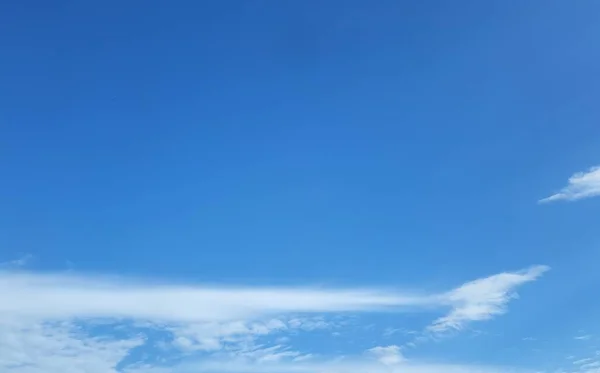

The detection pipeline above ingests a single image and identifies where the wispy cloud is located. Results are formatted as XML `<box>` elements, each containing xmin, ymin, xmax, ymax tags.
<box><xmin>366</xmin><ymin>345</ymin><xmax>405</xmax><ymax>365</ymax></box>
<box><xmin>574</xmin><ymin>358</ymin><xmax>594</xmax><ymax>365</ymax></box>
<box><xmin>570</xmin><ymin>352</ymin><xmax>600</xmax><ymax>373</ymax></box>
<box><xmin>0</xmin><ymin>318</ymin><xmax>144</xmax><ymax>373</ymax></box>
<box><xmin>0</xmin><ymin>254</ymin><xmax>33</xmax><ymax>269</ymax></box>
<box><xmin>0</xmin><ymin>266</ymin><xmax>548</xmax><ymax>372</ymax></box>
<box><xmin>427</xmin><ymin>265</ymin><xmax>549</xmax><ymax>335</ymax></box>
<box><xmin>540</xmin><ymin>166</ymin><xmax>600</xmax><ymax>203</ymax></box>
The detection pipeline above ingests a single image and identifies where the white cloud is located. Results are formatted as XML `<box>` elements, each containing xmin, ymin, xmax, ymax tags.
<box><xmin>427</xmin><ymin>265</ymin><xmax>549</xmax><ymax>334</ymax></box>
<box><xmin>366</xmin><ymin>345</ymin><xmax>405</xmax><ymax>365</ymax></box>
<box><xmin>570</xmin><ymin>352</ymin><xmax>600</xmax><ymax>373</ymax></box>
<box><xmin>574</xmin><ymin>359</ymin><xmax>595</xmax><ymax>365</ymax></box>
<box><xmin>0</xmin><ymin>271</ymin><xmax>431</xmax><ymax>322</ymax></box>
<box><xmin>0</xmin><ymin>266</ymin><xmax>548</xmax><ymax>372</ymax></box>
<box><xmin>540</xmin><ymin>166</ymin><xmax>600</xmax><ymax>203</ymax></box>
<box><xmin>580</xmin><ymin>362</ymin><xmax>600</xmax><ymax>371</ymax></box>
<box><xmin>0</xmin><ymin>317</ymin><xmax>143</xmax><ymax>373</ymax></box>
<box><xmin>0</xmin><ymin>254</ymin><xmax>33</xmax><ymax>269</ymax></box>
<box><xmin>166</xmin><ymin>318</ymin><xmax>290</xmax><ymax>353</ymax></box>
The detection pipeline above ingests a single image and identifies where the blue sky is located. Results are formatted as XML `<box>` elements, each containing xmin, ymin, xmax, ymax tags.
<box><xmin>1</xmin><ymin>1</ymin><xmax>600</xmax><ymax>372</ymax></box>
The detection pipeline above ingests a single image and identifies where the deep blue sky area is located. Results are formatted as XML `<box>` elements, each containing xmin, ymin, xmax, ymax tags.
<box><xmin>1</xmin><ymin>0</ymin><xmax>599</xmax><ymax>288</ymax></box>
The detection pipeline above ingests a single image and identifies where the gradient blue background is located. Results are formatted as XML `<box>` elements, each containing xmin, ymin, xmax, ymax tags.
<box><xmin>1</xmin><ymin>1</ymin><xmax>599</xmax><ymax>367</ymax></box>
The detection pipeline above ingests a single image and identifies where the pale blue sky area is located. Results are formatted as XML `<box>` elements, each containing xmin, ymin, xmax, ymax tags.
<box><xmin>1</xmin><ymin>1</ymin><xmax>599</xmax><ymax>373</ymax></box>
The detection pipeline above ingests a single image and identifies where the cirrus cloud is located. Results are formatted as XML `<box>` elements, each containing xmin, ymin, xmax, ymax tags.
<box><xmin>540</xmin><ymin>166</ymin><xmax>600</xmax><ymax>203</ymax></box>
<box><xmin>0</xmin><ymin>266</ymin><xmax>548</xmax><ymax>373</ymax></box>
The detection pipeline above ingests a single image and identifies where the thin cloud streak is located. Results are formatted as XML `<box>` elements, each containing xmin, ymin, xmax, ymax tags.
<box><xmin>0</xmin><ymin>271</ymin><xmax>434</xmax><ymax>322</ymax></box>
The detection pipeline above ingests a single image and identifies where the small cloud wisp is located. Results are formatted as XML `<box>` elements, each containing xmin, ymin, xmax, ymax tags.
<box><xmin>540</xmin><ymin>166</ymin><xmax>600</xmax><ymax>203</ymax></box>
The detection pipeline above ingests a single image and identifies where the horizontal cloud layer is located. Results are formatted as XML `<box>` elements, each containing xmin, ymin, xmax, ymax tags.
<box><xmin>0</xmin><ymin>265</ymin><xmax>548</xmax><ymax>373</ymax></box>
<box><xmin>0</xmin><ymin>266</ymin><xmax>548</xmax><ymax>323</ymax></box>
<box><xmin>0</xmin><ymin>271</ymin><xmax>431</xmax><ymax>321</ymax></box>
